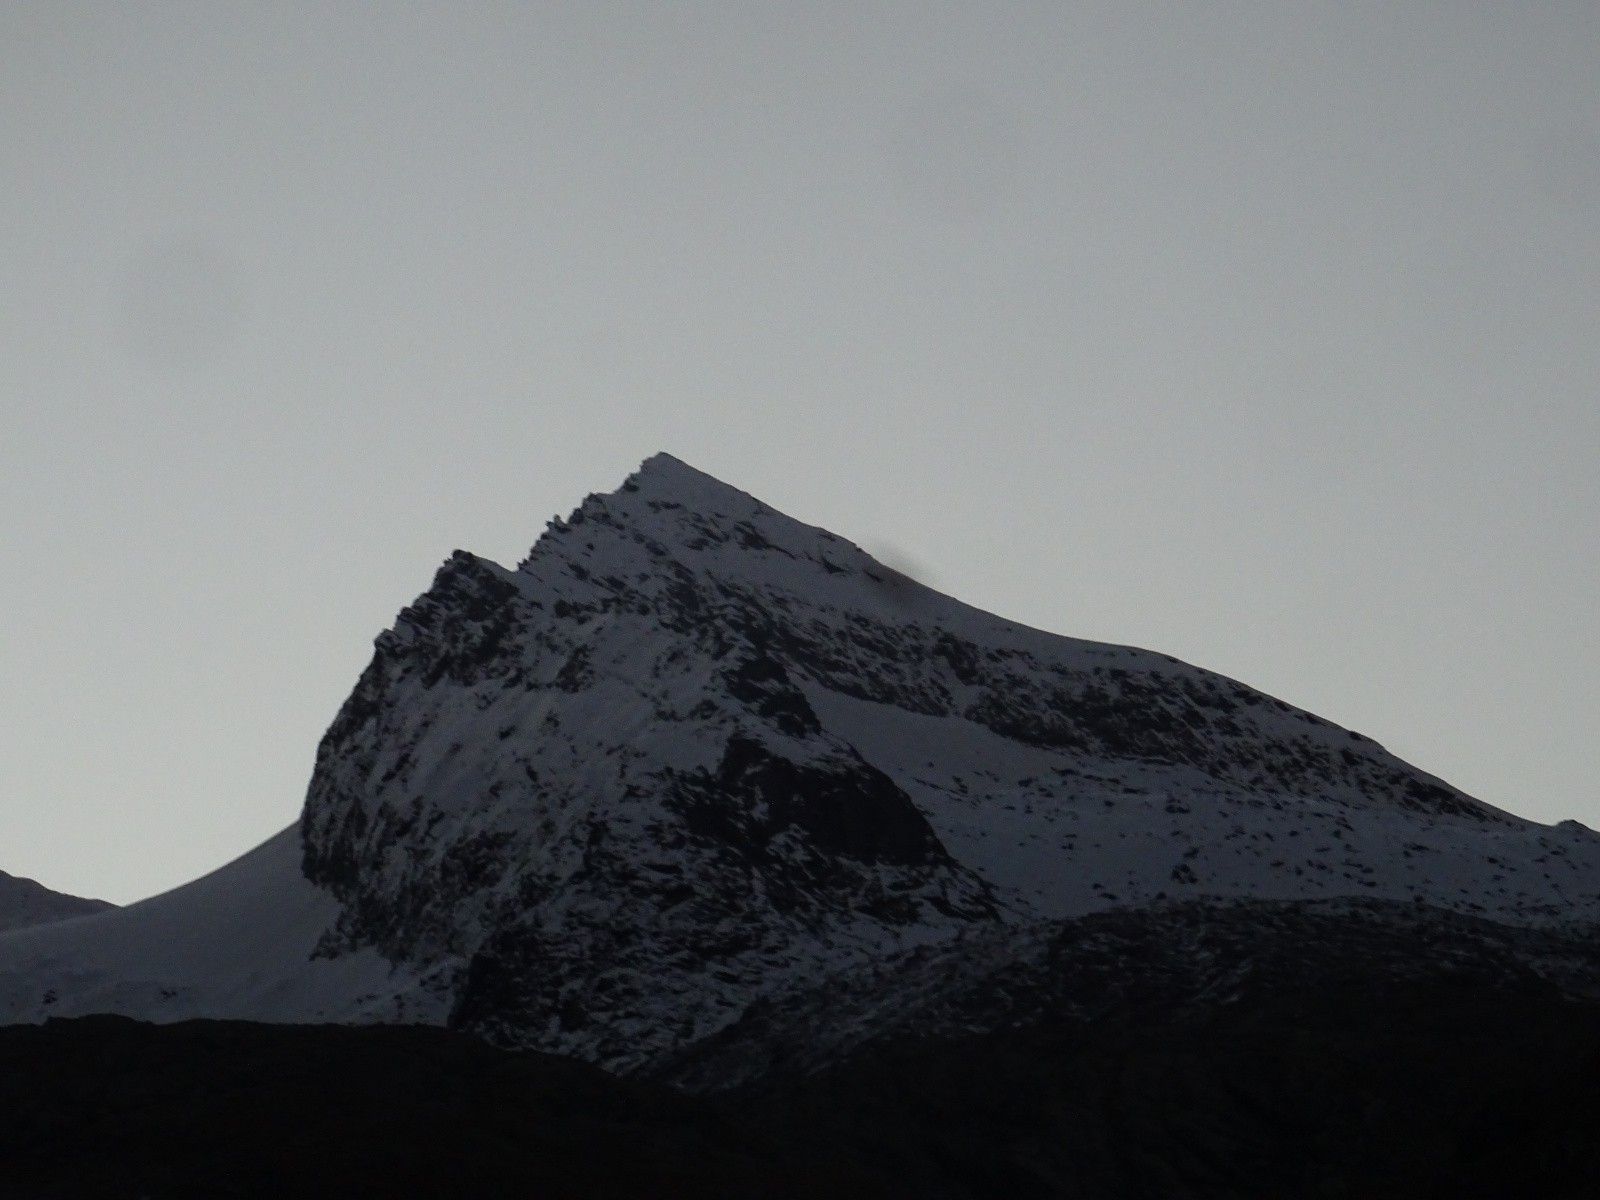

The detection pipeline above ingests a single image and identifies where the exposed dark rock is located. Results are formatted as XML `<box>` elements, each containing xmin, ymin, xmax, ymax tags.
<box><xmin>670</xmin><ymin>735</ymin><xmax>951</xmax><ymax>870</ymax></box>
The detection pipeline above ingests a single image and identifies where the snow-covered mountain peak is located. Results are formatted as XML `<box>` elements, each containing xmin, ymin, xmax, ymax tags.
<box><xmin>514</xmin><ymin>450</ymin><xmax>885</xmax><ymax>612</ymax></box>
<box><xmin>286</xmin><ymin>454</ymin><xmax>1600</xmax><ymax>1072</ymax></box>
<box><xmin>619</xmin><ymin>450</ymin><xmax>761</xmax><ymax>514</ymax></box>
<box><xmin>544</xmin><ymin>450</ymin><xmax>785</xmax><ymax>550</ymax></box>
<box><xmin>9</xmin><ymin>455</ymin><xmax>1600</xmax><ymax>1080</ymax></box>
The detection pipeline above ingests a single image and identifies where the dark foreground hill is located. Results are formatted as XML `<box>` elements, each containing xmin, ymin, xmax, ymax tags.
<box><xmin>8</xmin><ymin>905</ymin><xmax>1600</xmax><ymax>1200</ymax></box>
<box><xmin>0</xmin><ymin>1016</ymin><xmax>901</xmax><ymax>1200</ymax></box>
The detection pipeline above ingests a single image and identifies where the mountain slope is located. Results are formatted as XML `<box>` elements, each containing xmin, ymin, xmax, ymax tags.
<box><xmin>0</xmin><ymin>872</ymin><xmax>112</xmax><ymax>934</ymax></box>
<box><xmin>0</xmin><ymin>829</ymin><xmax>444</xmax><ymax>1026</ymax></box>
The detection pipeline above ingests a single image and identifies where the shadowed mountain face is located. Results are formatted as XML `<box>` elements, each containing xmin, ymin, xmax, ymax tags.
<box><xmin>741</xmin><ymin>961</ymin><xmax>1600</xmax><ymax>1200</ymax></box>
<box><xmin>0</xmin><ymin>872</ymin><xmax>111</xmax><ymax>934</ymax></box>
<box><xmin>650</xmin><ymin>896</ymin><xmax>1600</xmax><ymax>1093</ymax></box>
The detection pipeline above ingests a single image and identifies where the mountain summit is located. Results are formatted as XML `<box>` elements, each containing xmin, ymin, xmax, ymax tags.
<box><xmin>4</xmin><ymin>454</ymin><xmax>1600</xmax><ymax>1079</ymax></box>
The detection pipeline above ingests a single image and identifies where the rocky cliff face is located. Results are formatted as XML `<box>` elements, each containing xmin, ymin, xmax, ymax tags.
<box><xmin>297</xmin><ymin>454</ymin><xmax>1600</xmax><ymax>1074</ymax></box>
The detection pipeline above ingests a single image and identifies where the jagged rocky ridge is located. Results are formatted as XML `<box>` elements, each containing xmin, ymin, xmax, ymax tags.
<box><xmin>290</xmin><ymin>453</ymin><xmax>1600</xmax><ymax>1075</ymax></box>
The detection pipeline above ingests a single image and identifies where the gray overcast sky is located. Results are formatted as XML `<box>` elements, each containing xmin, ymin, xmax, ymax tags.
<box><xmin>4</xmin><ymin>3</ymin><xmax>1597</xmax><ymax>904</ymax></box>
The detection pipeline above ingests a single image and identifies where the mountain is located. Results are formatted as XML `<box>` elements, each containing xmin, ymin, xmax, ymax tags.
<box><xmin>3</xmin><ymin>452</ymin><xmax>1600</xmax><ymax>1086</ymax></box>
<box><xmin>297</xmin><ymin>452</ymin><xmax>1600</xmax><ymax>1073</ymax></box>
<box><xmin>0</xmin><ymin>872</ymin><xmax>111</xmax><ymax>934</ymax></box>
